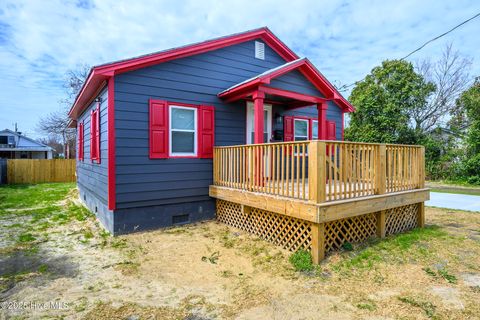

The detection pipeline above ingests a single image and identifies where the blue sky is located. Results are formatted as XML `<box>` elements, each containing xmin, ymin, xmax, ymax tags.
<box><xmin>0</xmin><ymin>0</ymin><xmax>479</xmax><ymax>139</ymax></box>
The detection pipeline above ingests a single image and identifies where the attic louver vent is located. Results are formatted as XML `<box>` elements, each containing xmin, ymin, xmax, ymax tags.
<box><xmin>255</xmin><ymin>41</ymin><xmax>265</xmax><ymax>60</ymax></box>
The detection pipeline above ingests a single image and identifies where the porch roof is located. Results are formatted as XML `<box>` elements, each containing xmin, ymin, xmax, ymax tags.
<box><xmin>218</xmin><ymin>58</ymin><xmax>355</xmax><ymax>112</ymax></box>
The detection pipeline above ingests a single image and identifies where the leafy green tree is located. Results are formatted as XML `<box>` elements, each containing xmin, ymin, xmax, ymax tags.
<box><xmin>345</xmin><ymin>60</ymin><xmax>435</xmax><ymax>144</ymax></box>
<box><xmin>457</xmin><ymin>80</ymin><xmax>480</xmax><ymax>184</ymax></box>
<box><xmin>420</xmin><ymin>128</ymin><xmax>459</xmax><ymax>180</ymax></box>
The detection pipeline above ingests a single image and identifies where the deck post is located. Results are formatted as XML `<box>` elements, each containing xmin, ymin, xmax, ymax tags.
<box><xmin>376</xmin><ymin>210</ymin><xmax>386</xmax><ymax>238</ymax></box>
<box><xmin>418</xmin><ymin>202</ymin><xmax>425</xmax><ymax>228</ymax></box>
<box><xmin>253</xmin><ymin>91</ymin><xmax>265</xmax><ymax>144</ymax></box>
<box><xmin>375</xmin><ymin>144</ymin><xmax>386</xmax><ymax>195</ymax></box>
<box><xmin>418</xmin><ymin>146</ymin><xmax>425</xmax><ymax>188</ymax></box>
<box><xmin>417</xmin><ymin>147</ymin><xmax>426</xmax><ymax>229</ymax></box>
<box><xmin>311</xmin><ymin>222</ymin><xmax>326</xmax><ymax>264</ymax></box>
<box><xmin>308</xmin><ymin>140</ymin><xmax>326</xmax><ymax>203</ymax></box>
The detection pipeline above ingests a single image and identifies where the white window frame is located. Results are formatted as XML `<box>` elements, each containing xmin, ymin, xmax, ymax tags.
<box><xmin>294</xmin><ymin>119</ymin><xmax>309</xmax><ymax>141</ymax></box>
<box><xmin>312</xmin><ymin>120</ymin><xmax>318</xmax><ymax>140</ymax></box>
<box><xmin>169</xmin><ymin>105</ymin><xmax>197</xmax><ymax>157</ymax></box>
<box><xmin>246</xmin><ymin>102</ymin><xmax>272</xmax><ymax>144</ymax></box>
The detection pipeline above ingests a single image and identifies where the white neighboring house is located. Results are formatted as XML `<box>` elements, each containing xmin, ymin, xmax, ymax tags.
<box><xmin>0</xmin><ymin>129</ymin><xmax>53</xmax><ymax>159</ymax></box>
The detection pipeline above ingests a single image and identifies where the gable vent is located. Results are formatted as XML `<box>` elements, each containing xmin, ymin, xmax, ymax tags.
<box><xmin>255</xmin><ymin>41</ymin><xmax>265</xmax><ymax>60</ymax></box>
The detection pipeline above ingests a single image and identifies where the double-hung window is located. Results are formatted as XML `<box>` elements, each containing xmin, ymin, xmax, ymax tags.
<box><xmin>149</xmin><ymin>99</ymin><xmax>215</xmax><ymax>159</ymax></box>
<box><xmin>294</xmin><ymin>119</ymin><xmax>309</xmax><ymax>141</ymax></box>
<box><xmin>285</xmin><ymin>117</ymin><xmax>335</xmax><ymax>141</ymax></box>
<box><xmin>169</xmin><ymin>106</ymin><xmax>197</xmax><ymax>156</ymax></box>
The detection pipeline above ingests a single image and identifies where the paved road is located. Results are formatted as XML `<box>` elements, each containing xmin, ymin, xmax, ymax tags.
<box><xmin>426</xmin><ymin>192</ymin><xmax>480</xmax><ymax>212</ymax></box>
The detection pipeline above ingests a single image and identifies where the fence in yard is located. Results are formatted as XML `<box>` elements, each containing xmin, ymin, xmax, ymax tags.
<box><xmin>5</xmin><ymin>159</ymin><xmax>76</xmax><ymax>184</ymax></box>
<box><xmin>0</xmin><ymin>159</ymin><xmax>6</xmax><ymax>184</ymax></box>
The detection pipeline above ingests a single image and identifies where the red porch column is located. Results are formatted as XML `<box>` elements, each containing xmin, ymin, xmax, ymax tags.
<box><xmin>317</xmin><ymin>102</ymin><xmax>328</xmax><ymax>140</ymax></box>
<box><xmin>253</xmin><ymin>91</ymin><xmax>265</xmax><ymax>144</ymax></box>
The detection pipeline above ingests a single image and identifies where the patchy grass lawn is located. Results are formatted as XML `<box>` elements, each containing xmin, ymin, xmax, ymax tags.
<box><xmin>1</xmin><ymin>183</ymin><xmax>479</xmax><ymax>319</ymax></box>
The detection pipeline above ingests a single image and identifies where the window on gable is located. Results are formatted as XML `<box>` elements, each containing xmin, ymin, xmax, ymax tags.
<box><xmin>294</xmin><ymin>119</ymin><xmax>309</xmax><ymax>141</ymax></box>
<box><xmin>170</xmin><ymin>106</ymin><xmax>197</xmax><ymax>156</ymax></box>
<box><xmin>255</xmin><ymin>41</ymin><xmax>265</xmax><ymax>60</ymax></box>
<box><xmin>149</xmin><ymin>100</ymin><xmax>215</xmax><ymax>159</ymax></box>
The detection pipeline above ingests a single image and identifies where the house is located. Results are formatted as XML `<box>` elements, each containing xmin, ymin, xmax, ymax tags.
<box><xmin>68</xmin><ymin>27</ymin><xmax>353</xmax><ymax>233</ymax></box>
<box><xmin>0</xmin><ymin>129</ymin><xmax>53</xmax><ymax>159</ymax></box>
<box><xmin>68</xmin><ymin>27</ymin><xmax>428</xmax><ymax>261</ymax></box>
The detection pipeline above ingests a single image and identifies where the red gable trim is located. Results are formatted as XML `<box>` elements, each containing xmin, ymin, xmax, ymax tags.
<box><xmin>218</xmin><ymin>58</ymin><xmax>355</xmax><ymax>112</ymax></box>
<box><xmin>301</xmin><ymin>59</ymin><xmax>355</xmax><ymax>113</ymax></box>
<box><xmin>69</xmin><ymin>27</ymin><xmax>298</xmax><ymax>120</ymax></box>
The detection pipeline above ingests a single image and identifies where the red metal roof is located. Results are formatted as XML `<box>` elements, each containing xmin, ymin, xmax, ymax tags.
<box><xmin>68</xmin><ymin>27</ymin><xmax>299</xmax><ymax>119</ymax></box>
<box><xmin>218</xmin><ymin>58</ymin><xmax>355</xmax><ymax>112</ymax></box>
<box><xmin>68</xmin><ymin>27</ymin><xmax>354</xmax><ymax>118</ymax></box>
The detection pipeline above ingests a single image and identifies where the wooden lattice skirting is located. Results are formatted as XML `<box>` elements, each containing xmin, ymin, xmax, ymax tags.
<box><xmin>216</xmin><ymin>200</ymin><xmax>424</xmax><ymax>262</ymax></box>
<box><xmin>216</xmin><ymin>200</ymin><xmax>312</xmax><ymax>252</ymax></box>
<box><xmin>385</xmin><ymin>203</ymin><xmax>419</xmax><ymax>235</ymax></box>
<box><xmin>324</xmin><ymin>212</ymin><xmax>377</xmax><ymax>253</ymax></box>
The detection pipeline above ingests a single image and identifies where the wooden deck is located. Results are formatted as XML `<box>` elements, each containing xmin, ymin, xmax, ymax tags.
<box><xmin>219</xmin><ymin>179</ymin><xmax>423</xmax><ymax>201</ymax></box>
<box><xmin>210</xmin><ymin>140</ymin><xmax>429</xmax><ymax>263</ymax></box>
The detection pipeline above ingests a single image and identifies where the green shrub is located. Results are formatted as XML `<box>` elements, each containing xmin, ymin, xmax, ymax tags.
<box><xmin>18</xmin><ymin>233</ymin><xmax>36</xmax><ymax>243</ymax></box>
<box><xmin>342</xmin><ymin>242</ymin><xmax>354</xmax><ymax>251</ymax></box>
<box><xmin>289</xmin><ymin>249</ymin><xmax>313</xmax><ymax>272</ymax></box>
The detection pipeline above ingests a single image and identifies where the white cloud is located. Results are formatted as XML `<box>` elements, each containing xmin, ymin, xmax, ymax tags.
<box><xmin>0</xmin><ymin>0</ymin><xmax>478</xmax><ymax>138</ymax></box>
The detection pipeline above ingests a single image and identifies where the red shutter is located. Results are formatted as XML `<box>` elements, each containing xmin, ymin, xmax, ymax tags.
<box><xmin>283</xmin><ymin>116</ymin><xmax>294</xmax><ymax>141</ymax></box>
<box><xmin>95</xmin><ymin>104</ymin><xmax>101</xmax><ymax>164</ymax></box>
<box><xmin>78</xmin><ymin>122</ymin><xmax>84</xmax><ymax>161</ymax></box>
<box><xmin>327</xmin><ymin>121</ymin><xmax>336</xmax><ymax>140</ymax></box>
<box><xmin>149</xmin><ymin>100</ymin><xmax>169</xmax><ymax>159</ymax></box>
<box><xmin>198</xmin><ymin>105</ymin><xmax>215</xmax><ymax>158</ymax></box>
<box><xmin>90</xmin><ymin>103</ymin><xmax>101</xmax><ymax>163</ymax></box>
<box><xmin>90</xmin><ymin>109</ymin><xmax>96</xmax><ymax>161</ymax></box>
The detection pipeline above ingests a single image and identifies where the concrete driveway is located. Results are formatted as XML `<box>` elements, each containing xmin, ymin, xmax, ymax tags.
<box><xmin>427</xmin><ymin>192</ymin><xmax>480</xmax><ymax>212</ymax></box>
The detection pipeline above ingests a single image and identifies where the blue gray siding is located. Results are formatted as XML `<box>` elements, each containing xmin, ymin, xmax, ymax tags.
<box><xmin>269</xmin><ymin>70</ymin><xmax>322</xmax><ymax>97</ymax></box>
<box><xmin>114</xmin><ymin>40</ymin><xmax>287</xmax><ymax>211</ymax></box>
<box><xmin>76</xmin><ymin>87</ymin><xmax>111</xmax><ymax>228</ymax></box>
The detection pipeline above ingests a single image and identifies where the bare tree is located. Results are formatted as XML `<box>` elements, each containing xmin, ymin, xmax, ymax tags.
<box><xmin>38</xmin><ymin>136</ymin><xmax>63</xmax><ymax>158</ymax></box>
<box><xmin>413</xmin><ymin>44</ymin><xmax>472</xmax><ymax>132</ymax></box>
<box><xmin>37</xmin><ymin>64</ymin><xmax>90</xmax><ymax>158</ymax></box>
<box><xmin>61</xmin><ymin>63</ymin><xmax>90</xmax><ymax>107</ymax></box>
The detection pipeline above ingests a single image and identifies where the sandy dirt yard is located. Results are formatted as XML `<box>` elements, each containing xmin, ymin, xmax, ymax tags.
<box><xmin>1</xmin><ymin>184</ymin><xmax>480</xmax><ymax>319</ymax></box>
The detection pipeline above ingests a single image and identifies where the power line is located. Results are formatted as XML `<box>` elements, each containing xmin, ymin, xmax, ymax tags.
<box><xmin>337</xmin><ymin>12</ymin><xmax>480</xmax><ymax>92</ymax></box>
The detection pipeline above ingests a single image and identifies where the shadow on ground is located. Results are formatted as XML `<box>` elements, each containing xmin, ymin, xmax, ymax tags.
<box><xmin>0</xmin><ymin>249</ymin><xmax>78</xmax><ymax>300</ymax></box>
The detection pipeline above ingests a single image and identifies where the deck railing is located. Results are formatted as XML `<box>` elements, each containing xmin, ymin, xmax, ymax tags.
<box><xmin>213</xmin><ymin>140</ymin><xmax>425</xmax><ymax>204</ymax></box>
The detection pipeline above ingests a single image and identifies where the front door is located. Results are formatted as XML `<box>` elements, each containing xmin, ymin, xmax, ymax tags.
<box><xmin>246</xmin><ymin>102</ymin><xmax>272</xmax><ymax>144</ymax></box>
